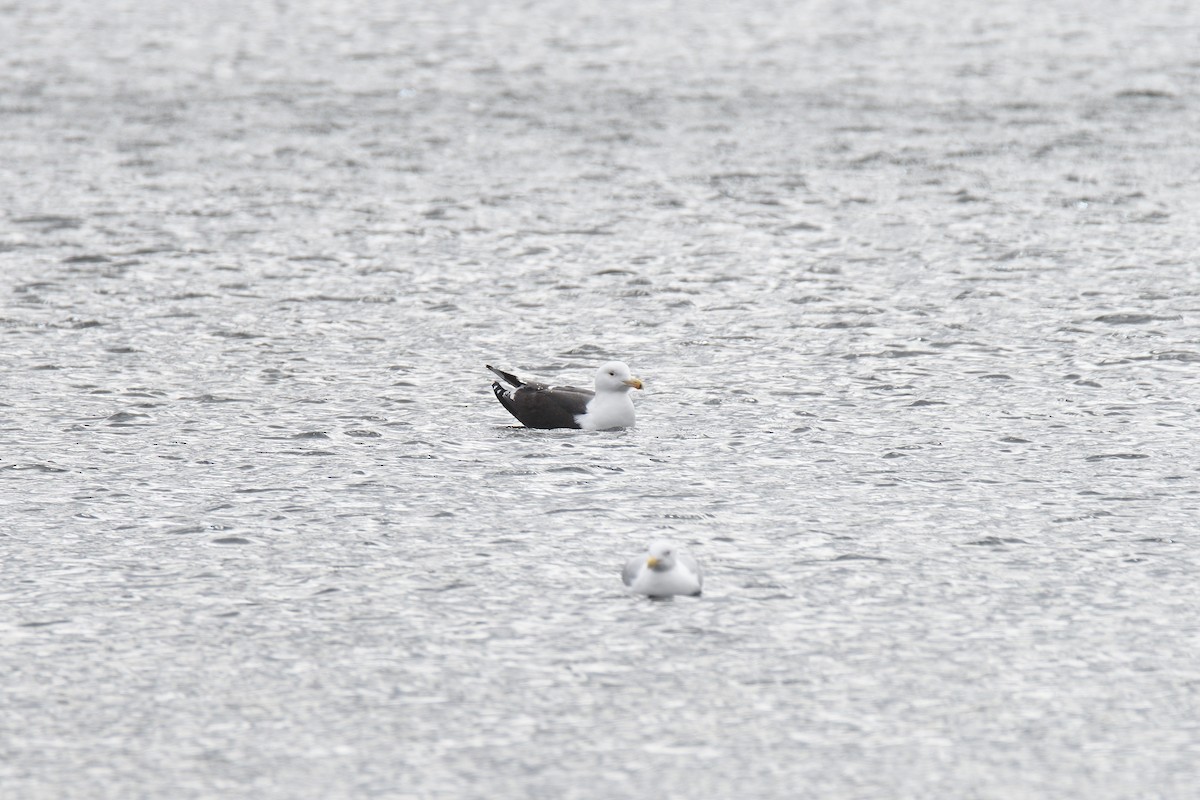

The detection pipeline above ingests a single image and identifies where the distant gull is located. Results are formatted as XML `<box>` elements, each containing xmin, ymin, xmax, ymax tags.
<box><xmin>622</xmin><ymin>541</ymin><xmax>703</xmax><ymax>597</ymax></box>
<box><xmin>487</xmin><ymin>361</ymin><xmax>643</xmax><ymax>430</ymax></box>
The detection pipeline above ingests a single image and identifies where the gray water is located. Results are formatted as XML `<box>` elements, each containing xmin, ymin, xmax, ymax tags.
<box><xmin>3</xmin><ymin>1</ymin><xmax>1200</xmax><ymax>798</ymax></box>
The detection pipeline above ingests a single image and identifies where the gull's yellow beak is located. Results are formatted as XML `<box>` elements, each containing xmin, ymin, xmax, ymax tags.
<box><xmin>646</xmin><ymin>556</ymin><xmax>659</xmax><ymax>568</ymax></box>
<box><xmin>624</xmin><ymin>377</ymin><xmax>643</xmax><ymax>390</ymax></box>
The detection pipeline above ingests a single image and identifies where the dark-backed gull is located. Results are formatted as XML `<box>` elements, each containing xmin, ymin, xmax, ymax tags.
<box><xmin>622</xmin><ymin>541</ymin><xmax>703</xmax><ymax>597</ymax></box>
<box><xmin>487</xmin><ymin>361</ymin><xmax>643</xmax><ymax>430</ymax></box>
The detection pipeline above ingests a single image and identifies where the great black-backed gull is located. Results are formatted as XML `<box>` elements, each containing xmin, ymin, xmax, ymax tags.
<box><xmin>622</xmin><ymin>541</ymin><xmax>703</xmax><ymax>597</ymax></box>
<box><xmin>487</xmin><ymin>361</ymin><xmax>643</xmax><ymax>430</ymax></box>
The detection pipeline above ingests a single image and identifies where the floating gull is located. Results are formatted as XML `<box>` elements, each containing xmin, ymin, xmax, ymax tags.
<box><xmin>487</xmin><ymin>361</ymin><xmax>643</xmax><ymax>430</ymax></box>
<box><xmin>622</xmin><ymin>541</ymin><xmax>703</xmax><ymax>597</ymax></box>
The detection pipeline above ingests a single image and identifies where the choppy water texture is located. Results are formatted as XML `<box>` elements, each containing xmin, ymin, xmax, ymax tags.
<box><xmin>3</xmin><ymin>1</ymin><xmax>1200</xmax><ymax>798</ymax></box>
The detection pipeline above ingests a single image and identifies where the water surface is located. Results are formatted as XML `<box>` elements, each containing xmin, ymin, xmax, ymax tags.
<box><xmin>3</xmin><ymin>1</ymin><xmax>1200</xmax><ymax>797</ymax></box>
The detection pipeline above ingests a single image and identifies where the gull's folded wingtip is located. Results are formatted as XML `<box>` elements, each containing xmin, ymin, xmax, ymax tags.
<box><xmin>487</xmin><ymin>365</ymin><xmax>523</xmax><ymax>387</ymax></box>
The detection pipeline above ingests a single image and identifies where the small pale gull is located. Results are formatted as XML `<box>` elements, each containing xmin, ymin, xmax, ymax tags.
<box><xmin>622</xmin><ymin>540</ymin><xmax>703</xmax><ymax>597</ymax></box>
<box><xmin>487</xmin><ymin>361</ymin><xmax>643</xmax><ymax>430</ymax></box>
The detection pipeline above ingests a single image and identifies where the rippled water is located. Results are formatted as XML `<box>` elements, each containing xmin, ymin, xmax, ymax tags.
<box><xmin>4</xmin><ymin>1</ymin><xmax>1200</xmax><ymax>797</ymax></box>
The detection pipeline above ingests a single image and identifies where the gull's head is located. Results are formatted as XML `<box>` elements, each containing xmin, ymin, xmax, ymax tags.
<box><xmin>595</xmin><ymin>361</ymin><xmax>643</xmax><ymax>393</ymax></box>
<box><xmin>645</xmin><ymin>540</ymin><xmax>678</xmax><ymax>572</ymax></box>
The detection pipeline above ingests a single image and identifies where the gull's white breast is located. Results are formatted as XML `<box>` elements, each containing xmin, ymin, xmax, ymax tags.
<box><xmin>577</xmin><ymin>392</ymin><xmax>636</xmax><ymax>431</ymax></box>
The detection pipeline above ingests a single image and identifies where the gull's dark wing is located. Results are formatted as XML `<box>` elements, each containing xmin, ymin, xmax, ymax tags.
<box><xmin>487</xmin><ymin>365</ymin><xmax>595</xmax><ymax>429</ymax></box>
<box><xmin>492</xmin><ymin>384</ymin><xmax>592</xmax><ymax>429</ymax></box>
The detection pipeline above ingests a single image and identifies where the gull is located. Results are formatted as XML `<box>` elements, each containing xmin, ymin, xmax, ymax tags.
<box><xmin>622</xmin><ymin>541</ymin><xmax>703</xmax><ymax>597</ymax></box>
<box><xmin>487</xmin><ymin>361</ymin><xmax>643</xmax><ymax>430</ymax></box>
